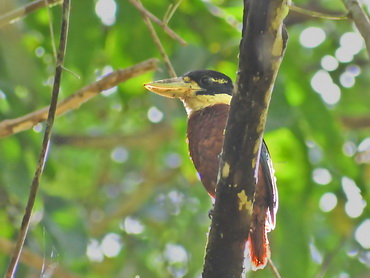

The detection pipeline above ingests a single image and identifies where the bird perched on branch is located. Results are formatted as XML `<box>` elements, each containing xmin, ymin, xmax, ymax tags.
<box><xmin>144</xmin><ymin>70</ymin><xmax>278</xmax><ymax>270</ymax></box>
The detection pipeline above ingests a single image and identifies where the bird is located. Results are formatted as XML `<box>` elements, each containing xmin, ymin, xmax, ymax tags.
<box><xmin>144</xmin><ymin>70</ymin><xmax>278</xmax><ymax>271</ymax></box>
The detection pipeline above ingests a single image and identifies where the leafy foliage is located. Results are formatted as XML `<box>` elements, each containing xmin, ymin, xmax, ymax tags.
<box><xmin>0</xmin><ymin>0</ymin><xmax>369</xmax><ymax>277</ymax></box>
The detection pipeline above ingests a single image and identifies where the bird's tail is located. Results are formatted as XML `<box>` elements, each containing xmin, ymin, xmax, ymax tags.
<box><xmin>247</xmin><ymin>222</ymin><xmax>271</xmax><ymax>271</ymax></box>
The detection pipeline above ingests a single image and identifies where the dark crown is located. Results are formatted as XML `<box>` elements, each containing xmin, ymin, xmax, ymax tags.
<box><xmin>184</xmin><ymin>70</ymin><xmax>234</xmax><ymax>96</ymax></box>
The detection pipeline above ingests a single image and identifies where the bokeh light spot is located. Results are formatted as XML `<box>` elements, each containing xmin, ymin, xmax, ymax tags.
<box><xmin>164</xmin><ymin>243</ymin><xmax>188</xmax><ymax>264</ymax></box>
<box><xmin>321</xmin><ymin>84</ymin><xmax>341</xmax><ymax>105</ymax></box>
<box><xmin>95</xmin><ymin>0</ymin><xmax>117</xmax><ymax>26</ymax></box>
<box><xmin>346</xmin><ymin>65</ymin><xmax>361</xmax><ymax>76</ymax></box>
<box><xmin>340</xmin><ymin>32</ymin><xmax>364</xmax><ymax>55</ymax></box>
<box><xmin>342</xmin><ymin>141</ymin><xmax>357</xmax><ymax>157</ymax></box>
<box><xmin>35</xmin><ymin>47</ymin><xmax>45</xmax><ymax>57</ymax></box>
<box><xmin>111</xmin><ymin>147</ymin><xmax>129</xmax><ymax>163</ymax></box>
<box><xmin>345</xmin><ymin>201</ymin><xmax>366</xmax><ymax>218</ymax></box>
<box><xmin>122</xmin><ymin>216</ymin><xmax>144</xmax><ymax>235</ymax></box>
<box><xmin>321</xmin><ymin>55</ymin><xmax>338</xmax><ymax>71</ymax></box>
<box><xmin>342</xmin><ymin>177</ymin><xmax>366</xmax><ymax>218</ymax></box>
<box><xmin>319</xmin><ymin>192</ymin><xmax>337</xmax><ymax>212</ymax></box>
<box><xmin>165</xmin><ymin>153</ymin><xmax>182</xmax><ymax>168</ymax></box>
<box><xmin>309</xmin><ymin>242</ymin><xmax>323</xmax><ymax>263</ymax></box>
<box><xmin>311</xmin><ymin>70</ymin><xmax>332</xmax><ymax>93</ymax></box>
<box><xmin>148</xmin><ymin>106</ymin><xmax>164</xmax><ymax>123</ymax></box>
<box><xmin>355</xmin><ymin>219</ymin><xmax>370</xmax><ymax>249</ymax></box>
<box><xmin>340</xmin><ymin>72</ymin><xmax>355</xmax><ymax>88</ymax></box>
<box><xmin>358</xmin><ymin>137</ymin><xmax>370</xmax><ymax>152</ymax></box>
<box><xmin>335</xmin><ymin>47</ymin><xmax>354</xmax><ymax>63</ymax></box>
<box><xmin>300</xmin><ymin>27</ymin><xmax>326</xmax><ymax>48</ymax></box>
<box><xmin>311</xmin><ymin>70</ymin><xmax>341</xmax><ymax>105</ymax></box>
<box><xmin>87</xmin><ymin>239</ymin><xmax>104</xmax><ymax>262</ymax></box>
<box><xmin>33</xmin><ymin>123</ymin><xmax>43</xmax><ymax>133</ymax></box>
<box><xmin>101</xmin><ymin>233</ymin><xmax>122</xmax><ymax>257</ymax></box>
<box><xmin>312</xmin><ymin>168</ymin><xmax>332</xmax><ymax>185</ymax></box>
<box><xmin>97</xmin><ymin>66</ymin><xmax>117</xmax><ymax>96</ymax></box>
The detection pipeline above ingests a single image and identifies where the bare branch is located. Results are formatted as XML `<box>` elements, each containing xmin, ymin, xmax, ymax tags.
<box><xmin>341</xmin><ymin>115</ymin><xmax>370</xmax><ymax>129</ymax></box>
<box><xmin>342</xmin><ymin>0</ymin><xmax>370</xmax><ymax>58</ymax></box>
<box><xmin>0</xmin><ymin>58</ymin><xmax>159</xmax><ymax>139</ymax></box>
<box><xmin>5</xmin><ymin>0</ymin><xmax>70</xmax><ymax>276</ymax></box>
<box><xmin>0</xmin><ymin>0</ymin><xmax>62</xmax><ymax>28</ymax></box>
<box><xmin>129</xmin><ymin>0</ymin><xmax>187</xmax><ymax>46</ymax></box>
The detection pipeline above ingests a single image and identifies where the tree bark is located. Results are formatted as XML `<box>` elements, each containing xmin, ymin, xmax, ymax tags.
<box><xmin>203</xmin><ymin>0</ymin><xmax>288</xmax><ymax>277</ymax></box>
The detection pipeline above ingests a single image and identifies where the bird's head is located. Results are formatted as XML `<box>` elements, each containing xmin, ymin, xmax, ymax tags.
<box><xmin>144</xmin><ymin>70</ymin><xmax>234</xmax><ymax>115</ymax></box>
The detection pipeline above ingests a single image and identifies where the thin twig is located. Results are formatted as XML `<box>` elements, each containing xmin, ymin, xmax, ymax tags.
<box><xmin>0</xmin><ymin>0</ymin><xmax>62</xmax><ymax>28</ymax></box>
<box><xmin>342</xmin><ymin>0</ymin><xmax>370</xmax><ymax>59</ymax></box>
<box><xmin>268</xmin><ymin>258</ymin><xmax>282</xmax><ymax>278</ymax></box>
<box><xmin>129</xmin><ymin>0</ymin><xmax>187</xmax><ymax>46</ymax></box>
<box><xmin>163</xmin><ymin>0</ymin><xmax>182</xmax><ymax>25</ymax></box>
<box><xmin>288</xmin><ymin>3</ymin><xmax>348</xmax><ymax>20</ymax></box>
<box><xmin>315</xmin><ymin>237</ymin><xmax>347</xmax><ymax>278</ymax></box>
<box><xmin>0</xmin><ymin>238</ymin><xmax>82</xmax><ymax>278</ymax></box>
<box><xmin>131</xmin><ymin>0</ymin><xmax>177</xmax><ymax>77</ymax></box>
<box><xmin>0</xmin><ymin>58</ymin><xmax>158</xmax><ymax>139</ymax></box>
<box><xmin>163</xmin><ymin>3</ymin><xmax>174</xmax><ymax>25</ymax></box>
<box><xmin>5</xmin><ymin>1</ymin><xmax>70</xmax><ymax>276</ymax></box>
<box><xmin>139</xmin><ymin>4</ymin><xmax>177</xmax><ymax>77</ymax></box>
<box><xmin>61</xmin><ymin>65</ymin><xmax>81</xmax><ymax>79</ymax></box>
<box><xmin>144</xmin><ymin>16</ymin><xmax>176</xmax><ymax>77</ymax></box>
<box><xmin>44</xmin><ymin>0</ymin><xmax>57</xmax><ymax>61</ymax></box>
<box><xmin>203</xmin><ymin>2</ymin><xmax>241</xmax><ymax>30</ymax></box>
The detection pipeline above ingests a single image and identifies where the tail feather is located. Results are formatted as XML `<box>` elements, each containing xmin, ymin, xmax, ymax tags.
<box><xmin>247</xmin><ymin>220</ymin><xmax>271</xmax><ymax>271</ymax></box>
<box><xmin>248</xmin><ymin>232</ymin><xmax>270</xmax><ymax>270</ymax></box>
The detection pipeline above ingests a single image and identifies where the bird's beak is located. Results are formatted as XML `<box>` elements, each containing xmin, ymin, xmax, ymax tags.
<box><xmin>144</xmin><ymin>77</ymin><xmax>201</xmax><ymax>99</ymax></box>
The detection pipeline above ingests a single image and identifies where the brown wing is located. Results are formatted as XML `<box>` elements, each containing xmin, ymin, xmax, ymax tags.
<box><xmin>187</xmin><ymin>104</ymin><xmax>229</xmax><ymax>197</ymax></box>
<box><xmin>187</xmin><ymin>104</ymin><xmax>278</xmax><ymax>271</ymax></box>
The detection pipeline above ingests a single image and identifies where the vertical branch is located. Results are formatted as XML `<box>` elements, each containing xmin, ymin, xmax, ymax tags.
<box><xmin>5</xmin><ymin>0</ymin><xmax>70</xmax><ymax>277</ymax></box>
<box><xmin>203</xmin><ymin>0</ymin><xmax>288</xmax><ymax>276</ymax></box>
<box><xmin>342</xmin><ymin>0</ymin><xmax>370</xmax><ymax>59</ymax></box>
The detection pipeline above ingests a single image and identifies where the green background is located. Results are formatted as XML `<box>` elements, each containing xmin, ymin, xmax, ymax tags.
<box><xmin>0</xmin><ymin>0</ymin><xmax>369</xmax><ymax>277</ymax></box>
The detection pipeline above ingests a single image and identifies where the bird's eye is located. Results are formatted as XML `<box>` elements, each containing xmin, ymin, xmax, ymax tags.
<box><xmin>200</xmin><ymin>77</ymin><xmax>213</xmax><ymax>87</ymax></box>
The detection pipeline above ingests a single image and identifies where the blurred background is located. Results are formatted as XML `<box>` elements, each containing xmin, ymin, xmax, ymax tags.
<box><xmin>0</xmin><ymin>0</ymin><xmax>370</xmax><ymax>277</ymax></box>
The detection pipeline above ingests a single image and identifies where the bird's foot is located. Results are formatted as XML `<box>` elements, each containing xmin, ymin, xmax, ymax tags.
<box><xmin>208</xmin><ymin>205</ymin><xmax>214</xmax><ymax>219</ymax></box>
